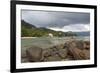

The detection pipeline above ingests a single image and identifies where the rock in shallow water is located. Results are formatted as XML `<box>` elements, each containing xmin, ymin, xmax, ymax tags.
<box><xmin>44</xmin><ymin>54</ymin><xmax>62</xmax><ymax>61</ymax></box>
<box><xmin>26</xmin><ymin>46</ymin><xmax>42</xmax><ymax>62</ymax></box>
<box><xmin>58</xmin><ymin>49</ymin><xmax>68</xmax><ymax>59</ymax></box>
<box><xmin>66</xmin><ymin>40</ymin><xmax>90</xmax><ymax>60</ymax></box>
<box><xmin>83</xmin><ymin>41</ymin><xmax>90</xmax><ymax>50</ymax></box>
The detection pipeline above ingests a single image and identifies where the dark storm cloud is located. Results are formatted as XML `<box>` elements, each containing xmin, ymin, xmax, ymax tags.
<box><xmin>21</xmin><ymin>10</ymin><xmax>90</xmax><ymax>28</ymax></box>
<box><xmin>21</xmin><ymin>10</ymin><xmax>90</xmax><ymax>32</ymax></box>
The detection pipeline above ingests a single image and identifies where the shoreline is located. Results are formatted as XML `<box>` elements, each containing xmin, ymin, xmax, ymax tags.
<box><xmin>21</xmin><ymin>37</ymin><xmax>37</xmax><ymax>39</ymax></box>
<box><xmin>21</xmin><ymin>36</ymin><xmax>90</xmax><ymax>41</ymax></box>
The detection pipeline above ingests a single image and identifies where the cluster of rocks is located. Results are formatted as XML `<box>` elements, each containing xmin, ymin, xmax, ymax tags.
<box><xmin>22</xmin><ymin>39</ymin><xmax>90</xmax><ymax>62</ymax></box>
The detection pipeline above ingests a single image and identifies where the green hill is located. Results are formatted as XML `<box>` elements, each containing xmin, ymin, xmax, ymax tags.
<box><xmin>21</xmin><ymin>20</ymin><xmax>77</xmax><ymax>37</ymax></box>
<box><xmin>21</xmin><ymin>20</ymin><xmax>36</xmax><ymax>28</ymax></box>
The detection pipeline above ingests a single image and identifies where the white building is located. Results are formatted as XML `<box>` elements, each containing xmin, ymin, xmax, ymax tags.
<box><xmin>48</xmin><ymin>33</ymin><xmax>53</xmax><ymax>37</ymax></box>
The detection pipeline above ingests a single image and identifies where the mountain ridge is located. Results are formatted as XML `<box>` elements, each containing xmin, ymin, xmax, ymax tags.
<box><xmin>21</xmin><ymin>20</ymin><xmax>89</xmax><ymax>37</ymax></box>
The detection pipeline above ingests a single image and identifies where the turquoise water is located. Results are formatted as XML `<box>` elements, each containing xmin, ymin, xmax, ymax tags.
<box><xmin>21</xmin><ymin>36</ymin><xmax>89</xmax><ymax>49</ymax></box>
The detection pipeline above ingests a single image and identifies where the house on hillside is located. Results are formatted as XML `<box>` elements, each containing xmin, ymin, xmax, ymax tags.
<box><xmin>48</xmin><ymin>33</ymin><xmax>53</xmax><ymax>37</ymax></box>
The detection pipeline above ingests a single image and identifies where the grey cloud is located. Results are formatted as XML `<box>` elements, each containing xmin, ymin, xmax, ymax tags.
<box><xmin>21</xmin><ymin>10</ymin><xmax>90</xmax><ymax>28</ymax></box>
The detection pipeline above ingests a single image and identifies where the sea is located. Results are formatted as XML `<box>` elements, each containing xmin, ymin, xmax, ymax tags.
<box><xmin>21</xmin><ymin>36</ymin><xmax>90</xmax><ymax>49</ymax></box>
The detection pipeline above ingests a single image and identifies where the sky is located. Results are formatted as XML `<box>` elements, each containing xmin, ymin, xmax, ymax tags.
<box><xmin>21</xmin><ymin>10</ymin><xmax>90</xmax><ymax>32</ymax></box>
